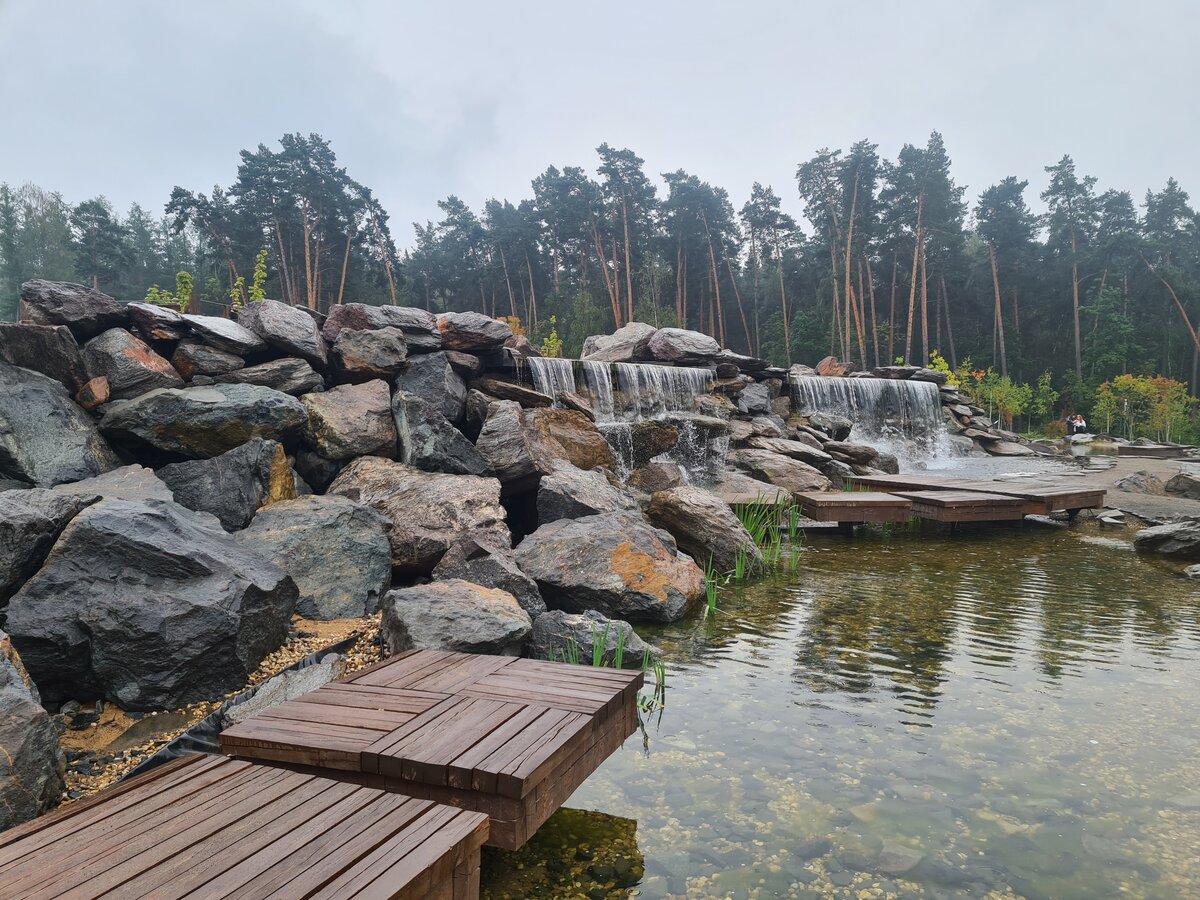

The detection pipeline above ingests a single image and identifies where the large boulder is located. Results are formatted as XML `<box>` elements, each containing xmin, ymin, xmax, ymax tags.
<box><xmin>646</xmin><ymin>327</ymin><xmax>720</xmax><ymax>363</ymax></box>
<box><xmin>234</xmin><ymin>495</ymin><xmax>391</xmax><ymax>619</ymax></box>
<box><xmin>6</xmin><ymin>499</ymin><xmax>297</xmax><ymax>710</ymax></box>
<box><xmin>735</xmin><ymin>382</ymin><xmax>772</xmax><ymax>416</ymax></box>
<box><xmin>394</xmin><ymin>352</ymin><xmax>466</xmax><ymax>423</ymax></box>
<box><xmin>379</xmin><ymin>306</ymin><xmax>442</xmax><ymax>352</ymax></box>
<box><xmin>237</xmin><ymin>300</ymin><xmax>328</xmax><ymax>367</ymax></box>
<box><xmin>332</xmin><ymin>326</ymin><xmax>408</xmax><ymax>382</ymax></box>
<box><xmin>537</xmin><ymin>462</ymin><xmax>638</xmax><ymax>523</ymax></box>
<box><xmin>0</xmin><ymin>363</ymin><xmax>119</xmax><ymax>487</ymax></box>
<box><xmin>126</xmin><ymin>302</ymin><xmax>186</xmax><ymax>341</ymax></box>
<box><xmin>706</xmin><ymin>470</ymin><xmax>794</xmax><ymax>506</ymax></box>
<box><xmin>1165</xmin><ymin>472</ymin><xmax>1200</xmax><ymax>500</ymax></box>
<box><xmin>0</xmin><ymin>323</ymin><xmax>87</xmax><ymax>393</ymax></box>
<box><xmin>182</xmin><ymin>314</ymin><xmax>267</xmax><ymax>356</ymax></box>
<box><xmin>628</xmin><ymin>420</ymin><xmax>679</xmax><ymax>468</ymax></box>
<box><xmin>0</xmin><ymin>489</ymin><xmax>97</xmax><ymax>607</ymax></box>
<box><xmin>625</xmin><ymin>462</ymin><xmax>685</xmax><ymax>494</ymax></box>
<box><xmin>392</xmin><ymin>390</ymin><xmax>490</xmax><ymax>476</ymax></box>
<box><xmin>581</xmin><ymin>322</ymin><xmax>657</xmax><ymax>363</ymax></box>
<box><xmin>0</xmin><ymin>631</ymin><xmax>64</xmax><ymax>831</ymax></box>
<box><xmin>807</xmin><ymin>412</ymin><xmax>853</xmax><ymax>441</ymax></box>
<box><xmin>435</xmin><ymin>311</ymin><xmax>513</xmax><ymax>352</ymax></box>
<box><xmin>728</xmin><ymin>448</ymin><xmax>833</xmax><ymax>496</ymax></box>
<box><xmin>746</xmin><ymin>435</ymin><xmax>832</xmax><ymax>466</ymax></box>
<box><xmin>475</xmin><ymin>401</ymin><xmax>554</xmax><ymax>494</ymax></box>
<box><xmin>53</xmin><ymin>465</ymin><xmax>174</xmax><ymax>503</ymax></box>
<box><xmin>1134</xmin><ymin>521</ymin><xmax>1200</xmax><ymax>560</ymax></box>
<box><xmin>20</xmin><ymin>280</ymin><xmax>125</xmax><ymax>339</ymax></box>
<box><xmin>432</xmin><ymin>536</ymin><xmax>546</xmax><ymax>617</ymax></box>
<box><xmin>302</xmin><ymin>380</ymin><xmax>396</xmax><ymax>461</ymax></box>
<box><xmin>329</xmin><ymin>457</ymin><xmax>510</xmax><ymax>574</ymax></box>
<box><xmin>647</xmin><ymin>485</ymin><xmax>764</xmax><ymax>573</ymax></box>
<box><xmin>815</xmin><ymin>356</ymin><xmax>855</xmax><ymax>377</ymax></box>
<box><xmin>513</xmin><ymin>511</ymin><xmax>703</xmax><ymax>623</ymax></box>
<box><xmin>1115</xmin><ymin>471</ymin><xmax>1166</xmax><ymax>495</ymax></box>
<box><xmin>529</xmin><ymin>609</ymin><xmax>654</xmax><ymax>669</ymax></box>
<box><xmin>100</xmin><ymin>383</ymin><xmax>308</xmax><ymax>459</ymax></box>
<box><xmin>171</xmin><ymin>342</ymin><xmax>245</xmax><ymax>380</ymax></box>
<box><xmin>381</xmin><ymin>580</ymin><xmax>531</xmax><ymax>656</ymax></box>
<box><xmin>822</xmin><ymin>440</ymin><xmax>880</xmax><ymax>467</ymax></box>
<box><xmin>212</xmin><ymin>358</ymin><xmax>324</xmax><ymax>395</ymax></box>
<box><xmin>471</xmin><ymin>377</ymin><xmax>554</xmax><ymax>408</ymax></box>
<box><xmin>321</xmin><ymin>302</ymin><xmax>390</xmax><ymax>342</ymax></box>
<box><xmin>529</xmin><ymin>408</ymin><xmax>616</xmax><ymax>470</ymax></box>
<box><xmin>157</xmin><ymin>438</ymin><xmax>296</xmax><ymax>531</ymax></box>
<box><xmin>81</xmin><ymin>328</ymin><xmax>184</xmax><ymax>399</ymax></box>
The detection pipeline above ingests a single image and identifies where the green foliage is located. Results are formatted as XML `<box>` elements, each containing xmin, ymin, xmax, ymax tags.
<box><xmin>928</xmin><ymin>350</ymin><xmax>955</xmax><ymax>385</ymax></box>
<box><xmin>1030</xmin><ymin>371</ymin><xmax>1060</xmax><ymax>427</ymax></box>
<box><xmin>1093</xmin><ymin>375</ymin><xmax>1194</xmax><ymax>442</ymax></box>
<box><xmin>144</xmin><ymin>270</ymin><xmax>193</xmax><ymax>311</ymax></box>
<box><xmin>248</xmin><ymin>249</ymin><xmax>268</xmax><ymax>302</ymax></box>
<box><xmin>538</xmin><ymin>315</ymin><xmax>563</xmax><ymax>358</ymax></box>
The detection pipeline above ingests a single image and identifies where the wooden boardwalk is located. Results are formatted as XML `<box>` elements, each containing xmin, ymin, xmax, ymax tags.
<box><xmin>221</xmin><ymin>649</ymin><xmax>643</xmax><ymax>850</ymax></box>
<box><xmin>796</xmin><ymin>491</ymin><xmax>912</xmax><ymax>525</ymax></box>
<box><xmin>0</xmin><ymin>754</ymin><xmax>488</xmax><ymax>899</ymax></box>
<box><xmin>893</xmin><ymin>490</ymin><xmax>1027</xmax><ymax>523</ymax></box>
<box><xmin>851</xmin><ymin>474</ymin><xmax>1106</xmax><ymax>517</ymax></box>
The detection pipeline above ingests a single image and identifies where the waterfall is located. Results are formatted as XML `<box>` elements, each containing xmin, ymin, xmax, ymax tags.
<box><xmin>581</xmin><ymin>361</ymin><xmax>616</xmax><ymax>421</ymax></box>
<box><xmin>790</xmin><ymin>374</ymin><xmax>950</xmax><ymax>459</ymax></box>
<box><xmin>525</xmin><ymin>357</ymin><xmax>578</xmax><ymax>399</ymax></box>
<box><xmin>613</xmin><ymin>363</ymin><xmax>713</xmax><ymax>420</ymax></box>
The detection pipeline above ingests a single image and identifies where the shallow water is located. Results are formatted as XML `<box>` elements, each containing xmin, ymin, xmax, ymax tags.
<box><xmin>481</xmin><ymin>528</ymin><xmax>1200</xmax><ymax>899</ymax></box>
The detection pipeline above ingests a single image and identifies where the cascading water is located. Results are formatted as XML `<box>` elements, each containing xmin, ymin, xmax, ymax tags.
<box><xmin>790</xmin><ymin>374</ymin><xmax>954</xmax><ymax>463</ymax></box>
<box><xmin>525</xmin><ymin>356</ymin><xmax>578</xmax><ymax>399</ymax></box>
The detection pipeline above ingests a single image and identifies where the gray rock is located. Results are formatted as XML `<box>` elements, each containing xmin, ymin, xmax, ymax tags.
<box><xmin>1165</xmin><ymin>472</ymin><xmax>1200</xmax><ymax>500</ymax></box>
<box><xmin>807</xmin><ymin>413</ymin><xmax>852</xmax><ymax>441</ymax></box>
<box><xmin>0</xmin><ymin>631</ymin><xmax>64</xmax><ymax>832</ymax></box>
<box><xmin>822</xmin><ymin>441</ymin><xmax>880</xmax><ymax>466</ymax></box>
<box><xmin>1134</xmin><ymin>520</ymin><xmax>1200</xmax><ymax>560</ymax></box>
<box><xmin>378</xmin><ymin>306</ymin><xmax>442</xmax><ymax>352</ymax></box>
<box><xmin>746</xmin><ymin>436</ymin><xmax>832</xmax><ymax>466</ymax></box>
<box><xmin>234</xmin><ymin>495</ymin><xmax>391</xmax><ymax>619</ymax></box>
<box><xmin>529</xmin><ymin>408</ymin><xmax>617</xmax><ymax>470</ymax></box>
<box><xmin>125</xmin><ymin>302</ymin><xmax>186</xmax><ymax>341</ymax></box>
<box><xmin>513</xmin><ymin>510</ymin><xmax>703</xmax><ymax>623</ymax></box>
<box><xmin>475</xmin><ymin>400</ymin><xmax>554</xmax><ymax>495</ymax></box>
<box><xmin>237</xmin><ymin>299</ymin><xmax>328</xmax><ymax>367</ymax></box>
<box><xmin>444</xmin><ymin>351</ymin><xmax>482</xmax><ymax>378</ymax></box>
<box><xmin>537</xmin><ymin>462</ymin><xmax>638</xmax><ymax>523</ymax></box>
<box><xmin>0</xmin><ymin>489</ymin><xmax>97</xmax><ymax>606</ymax></box>
<box><xmin>910</xmin><ymin>367</ymin><xmax>948</xmax><ymax>385</ymax></box>
<box><xmin>7</xmin><ymin>498</ymin><xmax>297</xmax><ymax>710</ymax></box>
<box><xmin>171</xmin><ymin>342</ymin><xmax>245</xmax><ymax>379</ymax></box>
<box><xmin>0</xmin><ymin>363</ymin><xmax>120</xmax><ymax>487</ymax></box>
<box><xmin>728</xmin><ymin>449</ymin><xmax>833</xmax><ymax>496</ymax></box>
<box><xmin>332</xmin><ymin>326</ymin><xmax>408</xmax><ymax>382</ymax></box>
<box><xmin>302</xmin><ymin>380</ymin><xmax>397</xmax><ymax>461</ymax></box>
<box><xmin>529</xmin><ymin>609</ymin><xmax>654</xmax><ymax>668</ymax></box>
<box><xmin>629</xmin><ymin>420</ymin><xmax>680</xmax><ymax>468</ymax></box>
<box><xmin>433</xmin><ymin>535</ymin><xmax>546</xmax><ymax>617</ymax></box>
<box><xmin>736</xmin><ymin>382</ymin><xmax>772</xmax><ymax>415</ymax></box>
<box><xmin>182</xmin><ymin>314</ymin><xmax>267</xmax><ymax>355</ymax></box>
<box><xmin>100</xmin><ymin>383</ymin><xmax>308</xmax><ymax>459</ymax></box>
<box><xmin>381</xmin><ymin>580</ymin><xmax>531</xmax><ymax>656</ymax></box>
<box><xmin>646</xmin><ymin>327</ymin><xmax>721</xmax><ymax>363</ymax></box>
<box><xmin>435</xmin><ymin>311</ymin><xmax>513</xmax><ymax>352</ymax></box>
<box><xmin>329</xmin><ymin>457</ymin><xmax>510</xmax><ymax>574</ymax></box>
<box><xmin>394</xmin><ymin>352</ymin><xmax>466</xmax><ymax>424</ymax></box>
<box><xmin>19</xmin><ymin>280</ymin><xmax>125</xmax><ymax>339</ymax></box>
<box><xmin>876</xmin><ymin>841</ymin><xmax>924</xmax><ymax>875</ymax></box>
<box><xmin>223</xmin><ymin>652</ymin><xmax>346</xmax><ymax>728</ymax></box>
<box><xmin>157</xmin><ymin>438</ymin><xmax>296</xmax><ymax>531</ymax></box>
<box><xmin>647</xmin><ymin>485</ymin><xmax>764</xmax><ymax>573</ymax></box>
<box><xmin>470</xmin><ymin>376</ymin><xmax>555</xmax><ymax>408</ymax></box>
<box><xmin>718</xmin><ymin>349</ymin><xmax>769</xmax><ymax>372</ymax></box>
<box><xmin>874</xmin><ymin>451</ymin><xmax>900</xmax><ymax>475</ymax></box>
<box><xmin>707</xmin><ymin>470</ymin><xmax>792</xmax><ymax>506</ymax></box>
<box><xmin>213</xmin><ymin>357</ymin><xmax>325</xmax><ymax>395</ymax></box>
<box><xmin>54</xmin><ymin>465</ymin><xmax>174</xmax><ymax>503</ymax></box>
<box><xmin>321</xmin><ymin>303</ymin><xmax>391</xmax><ymax>342</ymax></box>
<box><xmin>625</xmin><ymin>462</ymin><xmax>685</xmax><ymax>494</ymax></box>
<box><xmin>81</xmin><ymin>328</ymin><xmax>184</xmax><ymax>399</ymax></box>
<box><xmin>392</xmin><ymin>389</ymin><xmax>490</xmax><ymax>476</ymax></box>
<box><xmin>294</xmin><ymin>449</ymin><xmax>345</xmax><ymax>493</ymax></box>
<box><xmin>0</xmin><ymin>323</ymin><xmax>87</xmax><ymax>393</ymax></box>
<box><xmin>581</xmin><ymin>322</ymin><xmax>658</xmax><ymax>362</ymax></box>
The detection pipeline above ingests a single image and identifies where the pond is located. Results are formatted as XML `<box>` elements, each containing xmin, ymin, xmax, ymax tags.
<box><xmin>481</xmin><ymin>527</ymin><xmax>1200</xmax><ymax>899</ymax></box>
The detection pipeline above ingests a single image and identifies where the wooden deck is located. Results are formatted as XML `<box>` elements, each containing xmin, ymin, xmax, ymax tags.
<box><xmin>851</xmin><ymin>474</ymin><xmax>1106</xmax><ymax>515</ymax></box>
<box><xmin>221</xmin><ymin>649</ymin><xmax>643</xmax><ymax>850</ymax></box>
<box><xmin>893</xmin><ymin>490</ymin><xmax>1028</xmax><ymax>523</ymax></box>
<box><xmin>0</xmin><ymin>754</ymin><xmax>488</xmax><ymax>899</ymax></box>
<box><xmin>795</xmin><ymin>491</ymin><xmax>912</xmax><ymax>524</ymax></box>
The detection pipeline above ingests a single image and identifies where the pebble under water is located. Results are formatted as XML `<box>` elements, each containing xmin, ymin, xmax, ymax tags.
<box><xmin>480</xmin><ymin>527</ymin><xmax>1200</xmax><ymax>899</ymax></box>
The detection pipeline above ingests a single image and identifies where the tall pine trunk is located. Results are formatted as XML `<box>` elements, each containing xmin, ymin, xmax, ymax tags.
<box><xmin>988</xmin><ymin>240</ymin><xmax>1008</xmax><ymax>377</ymax></box>
<box><xmin>904</xmin><ymin>195</ymin><xmax>924</xmax><ymax>363</ymax></box>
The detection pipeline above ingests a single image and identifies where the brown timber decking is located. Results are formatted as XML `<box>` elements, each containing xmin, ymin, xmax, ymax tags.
<box><xmin>220</xmin><ymin>649</ymin><xmax>642</xmax><ymax>850</ymax></box>
<box><xmin>0</xmin><ymin>754</ymin><xmax>488</xmax><ymax>899</ymax></box>
<box><xmin>795</xmin><ymin>491</ymin><xmax>913</xmax><ymax>524</ymax></box>
<box><xmin>892</xmin><ymin>490</ymin><xmax>1028</xmax><ymax>523</ymax></box>
<box><xmin>851</xmin><ymin>474</ymin><xmax>1106</xmax><ymax>515</ymax></box>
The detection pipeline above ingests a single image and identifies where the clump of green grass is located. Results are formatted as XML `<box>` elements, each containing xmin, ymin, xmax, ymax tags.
<box><xmin>552</xmin><ymin>624</ymin><xmax>666</xmax><ymax>713</ymax></box>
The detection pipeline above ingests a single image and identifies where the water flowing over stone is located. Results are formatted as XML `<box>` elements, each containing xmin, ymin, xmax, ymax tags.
<box><xmin>526</xmin><ymin>356</ymin><xmax>578</xmax><ymax>400</ymax></box>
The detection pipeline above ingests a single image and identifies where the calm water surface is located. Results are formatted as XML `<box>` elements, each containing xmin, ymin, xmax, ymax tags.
<box><xmin>481</xmin><ymin>527</ymin><xmax>1200</xmax><ymax>899</ymax></box>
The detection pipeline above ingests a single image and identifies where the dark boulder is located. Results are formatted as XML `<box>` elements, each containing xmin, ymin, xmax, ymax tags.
<box><xmin>807</xmin><ymin>412</ymin><xmax>853</xmax><ymax>441</ymax></box>
<box><xmin>157</xmin><ymin>438</ymin><xmax>296</xmax><ymax>531</ymax></box>
<box><xmin>0</xmin><ymin>363</ymin><xmax>120</xmax><ymax>487</ymax></box>
<box><xmin>331</xmin><ymin>326</ymin><xmax>408</xmax><ymax>381</ymax></box>
<box><xmin>0</xmin><ymin>323</ymin><xmax>87</xmax><ymax>393</ymax></box>
<box><xmin>19</xmin><ymin>280</ymin><xmax>125</xmax><ymax>339</ymax></box>
<box><xmin>1134</xmin><ymin>521</ymin><xmax>1200</xmax><ymax>560</ymax></box>
<box><xmin>182</xmin><ymin>314</ymin><xmax>267</xmax><ymax>356</ymax></box>
<box><xmin>529</xmin><ymin>609</ymin><xmax>654</xmax><ymax>669</ymax></box>
<box><xmin>378</xmin><ymin>306</ymin><xmax>441</xmax><ymax>352</ymax></box>
<box><xmin>0</xmin><ymin>489</ymin><xmax>97</xmax><ymax>607</ymax></box>
<box><xmin>234</xmin><ymin>495</ymin><xmax>391</xmax><ymax>619</ymax></box>
<box><xmin>1165</xmin><ymin>472</ymin><xmax>1200</xmax><ymax>500</ymax></box>
<box><xmin>513</xmin><ymin>510</ymin><xmax>703</xmax><ymax>623</ymax></box>
<box><xmin>0</xmin><ymin>631</ymin><xmax>64</xmax><ymax>832</ymax></box>
<box><xmin>728</xmin><ymin>448</ymin><xmax>833</xmax><ymax>496</ymax></box>
<box><xmin>392</xmin><ymin>389</ymin><xmax>491</xmax><ymax>476</ymax></box>
<box><xmin>647</xmin><ymin>485</ymin><xmax>764</xmax><ymax>573</ymax></box>
<box><xmin>626</xmin><ymin>462</ymin><xmax>685</xmax><ymax>494</ymax></box>
<box><xmin>628</xmin><ymin>420</ymin><xmax>679</xmax><ymax>468</ymax></box>
<box><xmin>321</xmin><ymin>303</ymin><xmax>390</xmax><ymax>342</ymax></box>
<box><xmin>581</xmin><ymin>322</ymin><xmax>657</xmax><ymax>363</ymax></box>
<box><xmin>328</xmin><ymin>456</ymin><xmax>510</xmax><ymax>574</ymax></box>
<box><xmin>444</xmin><ymin>350</ymin><xmax>482</xmax><ymax>379</ymax></box>
<box><xmin>100</xmin><ymin>383</ymin><xmax>307</xmax><ymax>459</ymax></box>
<box><xmin>435</xmin><ymin>311</ymin><xmax>513</xmax><ymax>352</ymax></box>
<box><xmin>294</xmin><ymin>449</ymin><xmax>345</xmax><ymax>493</ymax></box>
<box><xmin>125</xmin><ymin>302</ymin><xmax>186</xmax><ymax>341</ymax></box>
<box><xmin>735</xmin><ymin>382</ymin><xmax>772</xmax><ymax>416</ymax></box>
<box><xmin>54</xmin><ymin>465</ymin><xmax>174</xmax><ymax>503</ymax></box>
<box><xmin>746</xmin><ymin>436</ymin><xmax>832</xmax><ymax>466</ymax></box>
<box><xmin>433</xmin><ymin>535</ymin><xmax>546</xmax><ymax>617</ymax></box>
<box><xmin>475</xmin><ymin>400</ymin><xmax>553</xmax><ymax>494</ymax></box>
<box><xmin>394</xmin><ymin>352</ymin><xmax>466</xmax><ymax>424</ymax></box>
<box><xmin>212</xmin><ymin>358</ymin><xmax>324</xmax><ymax>395</ymax></box>
<box><xmin>646</xmin><ymin>327</ymin><xmax>720</xmax><ymax>363</ymax></box>
<box><xmin>6</xmin><ymin>498</ymin><xmax>297</xmax><ymax>710</ymax></box>
<box><xmin>237</xmin><ymin>299</ymin><xmax>328</xmax><ymax>367</ymax></box>
<box><xmin>537</xmin><ymin>462</ymin><xmax>638</xmax><ymax>523</ymax></box>
<box><xmin>707</xmin><ymin>470</ymin><xmax>792</xmax><ymax>506</ymax></box>
<box><xmin>530</xmin><ymin>408</ymin><xmax>617</xmax><ymax>470</ymax></box>
<box><xmin>381</xmin><ymin>580</ymin><xmax>531</xmax><ymax>656</ymax></box>
<box><xmin>302</xmin><ymin>380</ymin><xmax>397</xmax><ymax>461</ymax></box>
<box><xmin>470</xmin><ymin>376</ymin><xmax>554</xmax><ymax>408</ymax></box>
<box><xmin>81</xmin><ymin>328</ymin><xmax>184</xmax><ymax>399</ymax></box>
<box><xmin>823</xmin><ymin>441</ymin><xmax>880</xmax><ymax>467</ymax></box>
<box><xmin>171</xmin><ymin>342</ymin><xmax>244</xmax><ymax>379</ymax></box>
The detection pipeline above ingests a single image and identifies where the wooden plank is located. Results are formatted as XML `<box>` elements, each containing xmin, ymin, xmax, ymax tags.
<box><xmin>796</xmin><ymin>490</ymin><xmax>911</xmax><ymax>509</ymax></box>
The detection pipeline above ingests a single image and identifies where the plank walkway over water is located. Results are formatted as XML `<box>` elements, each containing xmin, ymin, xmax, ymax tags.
<box><xmin>221</xmin><ymin>649</ymin><xmax>642</xmax><ymax>850</ymax></box>
<box><xmin>0</xmin><ymin>754</ymin><xmax>488</xmax><ymax>899</ymax></box>
<box><xmin>850</xmin><ymin>474</ymin><xmax>1106</xmax><ymax>515</ymax></box>
<box><xmin>796</xmin><ymin>491</ymin><xmax>912</xmax><ymax>525</ymax></box>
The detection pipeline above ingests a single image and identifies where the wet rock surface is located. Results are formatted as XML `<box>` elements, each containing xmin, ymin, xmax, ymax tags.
<box><xmin>301</xmin><ymin>380</ymin><xmax>396</xmax><ymax>461</ymax></box>
<box><xmin>20</xmin><ymin>280</ymin><xmax>126</xmax><ymax>339</ymax></box>
<box><xmin>81</xmin><ymin>328</ymin><xmax>183</xmax><ymax>399</ymax></box>
<box><xmin>237</xmin><ymin>299</ymin><xmax>328</xmax><ymax>367</ymax></box>
<box><xmin>0</xmin><ymin>489</ymin><xmax>97</xmax><ymax>606</ymax></box>
<box><xmin>647</xmin><ymin>485</ymin><xmax>764</xmax><ymax>573</ymax></box>
<box><xmin>0</xmin><ymin>630</ymin><xmax>64</xmax><ymax>832</ymax></box>
<box><xmin>0</xmin><ymin>323</ymin><xmax>88</xmax><ymax>393</ymax></box>
<box><xmin>381</xmin><ymin>579</ymin><xmax>531</xmax><ymax>656</ymax></box>
<box><xmin>157</xmin><ymin>438</ymin><xmax>295</xmax><ymax>531</ymax></box>
<box><xmin>433</xmin><ymin>536</ymin><xmax>546</xmax><ymax>617</ymax></box>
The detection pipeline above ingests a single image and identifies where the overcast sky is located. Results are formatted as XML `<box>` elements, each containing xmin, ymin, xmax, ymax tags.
<box><xmin>1</xmin><ymin>0</ymin><xmax>1196</xmax><ymax>244</ymax></box>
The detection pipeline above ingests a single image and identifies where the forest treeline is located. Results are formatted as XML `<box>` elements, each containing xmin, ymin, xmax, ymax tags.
<box><xmin>2</xmin><ymin>131</ymin><xmax>1198</xmax><ymax>415</ymax></box>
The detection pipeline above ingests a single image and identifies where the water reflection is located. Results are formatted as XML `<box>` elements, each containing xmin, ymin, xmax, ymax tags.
<box><xmin>483</xmin><ymin>528</ymin><xmax>1200</xmax><ymax>898</ymax></box>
